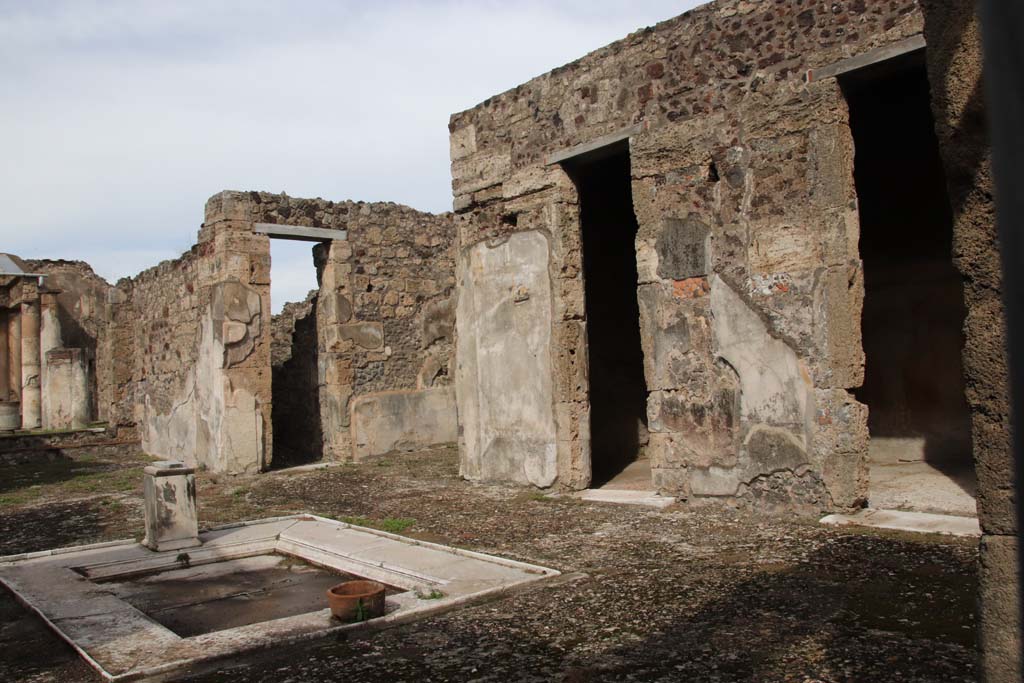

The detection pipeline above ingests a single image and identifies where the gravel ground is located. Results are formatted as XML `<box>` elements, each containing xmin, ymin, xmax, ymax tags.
<box><xmin>0</xmin><ymin>445</ymin><xmax>977</xmax><ymax>682</ymax></box>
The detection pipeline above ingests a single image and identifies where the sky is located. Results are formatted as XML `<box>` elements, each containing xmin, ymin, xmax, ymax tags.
<box><xmin>0</xmin><ymin>0</ymin><xmax>704</xmax><ymax>311</ymax></box>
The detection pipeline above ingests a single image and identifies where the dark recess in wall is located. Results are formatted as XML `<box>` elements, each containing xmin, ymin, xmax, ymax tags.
<box><xmin>566</xmin><ymin>144</ymin><xmax>649</xmax><ymax>486</ymax></box>
<box><xmin>843</xmin><ymin>53</ymin><xmax>973</xmax><ymax>476</ymax></box>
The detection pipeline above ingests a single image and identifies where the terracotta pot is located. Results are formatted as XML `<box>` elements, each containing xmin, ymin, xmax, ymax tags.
<box><xmin>326</xmin><ymin>580</ymin><xmax>386</xmax><ymax>622</ymax></box>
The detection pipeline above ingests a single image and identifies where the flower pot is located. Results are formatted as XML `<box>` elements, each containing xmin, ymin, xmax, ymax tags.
<box><xmin>326</xmin><ymin>580</ymin><xmax>386</xmax><ymax>622</ymax></box>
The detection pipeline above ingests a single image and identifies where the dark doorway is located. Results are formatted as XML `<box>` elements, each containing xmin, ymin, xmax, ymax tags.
<box><xmin>843</xmin><ymin>53</ymin><xmax>975</xmax><ymax>512</ymax></box>
<box><xmin>565</xmin><ymin>143</ymin><xmax>650</xmax><ymax>488</ymax></box>
<box><xmin>269</xmin><ymin>239</ymin><xmax>323</xmax><ymax>469</ymax></box>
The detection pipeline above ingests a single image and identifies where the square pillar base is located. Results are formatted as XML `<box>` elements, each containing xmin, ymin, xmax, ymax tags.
<box><xmin>142</xmin><ymin>461</ymin><xmax>200</xmax><ymax>552</ymax></box>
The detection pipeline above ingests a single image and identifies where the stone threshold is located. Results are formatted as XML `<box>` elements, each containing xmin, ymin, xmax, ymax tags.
<box><xmin>820</xmin><ymin>508</ymin><xmax>981</xmax><ymax>537</ymax></box>
<box><xmin>0</xmin><ymin>514</ymin><xmax>560</xmax><ymax>682</ymax></box>
<box><xmin>571</xmin><ymin>489</ymin><xmax>676</xmax><ymax>509</ymax></box>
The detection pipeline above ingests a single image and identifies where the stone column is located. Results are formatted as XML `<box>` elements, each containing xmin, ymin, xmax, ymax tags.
<box><xmin>0</xmin><ymin>309</ymin><xmax>8</xmax><ymax>401</ymax></box>
<box><xmin>39</xmin><ymin>291</ymin><xmax>61</xmax><ymax>429</ymax></box>
<box><xmin>7</xmin><ymin>308</ymin><xmax>20</xmax><ymax>402</ymax></box>
<box><xmin>20</xmin><ymin>297</ymin><xmax>41</xmax><ymax>429</ymax></box>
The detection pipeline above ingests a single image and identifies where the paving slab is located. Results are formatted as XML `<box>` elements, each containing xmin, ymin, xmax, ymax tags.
<box><xmin>820</xmin><ymin>508</ymin><xmax>981</xmax><ymax>537</ymax></box>
<box><xmin>575</xmin><ymin>489</ymin><xmax>676</xmax><ymax>508</ymax></box>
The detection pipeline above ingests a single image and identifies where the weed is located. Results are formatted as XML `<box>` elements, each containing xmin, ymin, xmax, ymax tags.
<box><xmin>341</xmin><ymin>516</ymin><xmax>416</xmax><ymax>534</ymax></box>
<box><xmin>414</xmin><ymin>586</ymin><xmax>445</xmax><ymax>600</ymax></box>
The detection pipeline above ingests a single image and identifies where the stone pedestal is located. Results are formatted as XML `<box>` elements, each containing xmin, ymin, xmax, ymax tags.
<box><xmin>142</xmin><ymin>461</ymin><xmax>200</xmax><ymax>552</ymax></box>
<box><xmin>0</xmin><ymin>401</ymin><xmax>19</xmax><ymax>432</ymax></box>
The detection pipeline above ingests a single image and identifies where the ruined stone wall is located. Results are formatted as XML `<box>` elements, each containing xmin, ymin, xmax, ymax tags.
<box><xmin>223</xmin><ymin>191</ymin><xmax>457</xmax><ymax>461</ymax></box>
<box><xmin>24</xmin><ymin>260</ymin><xmax>115</xmax><ymax>424</ymax></box>
<box><xmin>450</xmin><ymin>0</ymin><xmax>925</xmax><ymax>507</ymax></box>
<box><xmin>111</xmin><ymin>198</ymin><xmax>272</xmax><ymax>473</ymax></box>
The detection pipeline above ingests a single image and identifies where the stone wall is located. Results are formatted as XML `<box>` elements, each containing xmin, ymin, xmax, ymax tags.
<box><xmin>451</xmin><ymin>0</ymin><xmax>1007</xmax><ymax>675</ymax></box>
<box><xmin>447</xmin><ymin>0</ymin><xmax>1002</xmax><ymax>507</ymax></box>
<box><xmin>24</xmin><ymin>260</ymin><xmax>115</xmax><ymax>424</ymax></box>
<box><xmin>111</xmin><ymin>197</ymin><xmax>272</xmax><ymax>474</ymax></box>
<box><xmin>450</xmin><ymin>0</ymin><xmax>928</xmax><ymax>503</ymax></box>
<box><xmin>11</xmin><ymin>188</ymin><xmax>458</xmax><ymax>468</ymax></box>
<box><xmin>220</xmin><ymin>191</ymin><xmax>458</xmax><ymax>461</ymax></box>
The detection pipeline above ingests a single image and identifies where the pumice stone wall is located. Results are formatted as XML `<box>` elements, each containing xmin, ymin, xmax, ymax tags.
<box><xmin>449</xmin><ymin>1</ymin><xmax>1012</xmax><ymax>676</ymax></box>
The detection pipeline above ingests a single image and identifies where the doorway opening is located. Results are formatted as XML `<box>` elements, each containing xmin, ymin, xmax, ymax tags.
<box><xmin>842</xmin><ymin>52</ymin><xmax>976</xmax><ymax>516</ymax></box>
<box><xmin>564</xmin><ymin>143</ymin><xmax>650</xmax><ymax>489</ymax></box>
<box><xmin>268</xmin><ymin>238</ymin><xmax>322</xmax><ymax>469</ymax></box>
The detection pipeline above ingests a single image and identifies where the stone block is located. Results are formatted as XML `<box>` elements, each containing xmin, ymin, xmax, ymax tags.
<box><xmin>973</xmin><ymin>411</ymin><xmax>1016</xmax><ymax>536</ymax></box>
<box><xmin>350</xmin><ymin>387</ymin><xmax>458</xmax><ymax>460</ymax></box>
<box><xmin>449</xmin><ymin>123</ymin><xmax>477</xmax><ymax>161</ymax></box>
<box><xmin>339</xmin><ymin>322</ymin><xmax>384</xmax><ymax>350</ymax></box>
<box><xmin>814</xmin><ymin>388</ymin><xmax>869</xmax><ymax>509</ymax></box>
<box><xmin>979</xmin><ymin>534</ymin><xmax>1021</xmax><ymax>683</ymax></box>
<box><xmin>637</xmin><ymin>282</ymin><xmax>699</xmax><ymax>391</ymax></box>
<box><xmin>747</xmin><ymin>221</ymin><xmax>821</xmax><ymax>274</ymax></box>
<box><xmin>421</xmin><ymin>297</ymin><xmax>454</xmax><ymax>348</ymax></box>
<box><xmin>656</xmin><ymin>216</ymin><xmax>711</xmax><ymax>280</ymax></box>
<box><xmin>142</xmin><ymin>461</ymin><xmax>200</xmax><ymax>552</ymax></box>
<box><xmin>741</xmin><ymin>425</ymin><xmax>810</xmax><ymax>479</ymax></box>
<box><xmin>818</xmin><ymin>263</ymin><xmax>864</xmax><ymax>389</ymax></box>
<box><xmin>319</xmin><ymin>291</ymin><xmax>353</xmax><ymax>324</ymax></box>
<box><xmin>210</xmin><ymin>281</ymin><xmax>262</xmax><ymax>368</ymax></box>
<box><xmin>689</xmin><ymin>467</ymin><xmax>741</xmax><ymax>497</ymax></box>
<box><xmin>647</xmin><ymin>388</ymin><xmax>737</xmax><ymax>468</ymax></box>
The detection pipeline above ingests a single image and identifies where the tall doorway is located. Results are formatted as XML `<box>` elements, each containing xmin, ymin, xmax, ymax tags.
<box><xmin>268</xmin><ymin>237</ymin><xmax>323</xmax><ymax>469</ymax></box>
<box><xmin>564</xmin><ymin>143</ymin><xmax>650</xmax><ymax>488</ymax></box>
<box><xmin>842</xmin><ymin>52</ymin><xmax>976</xmax><ymax>515</ymax></box>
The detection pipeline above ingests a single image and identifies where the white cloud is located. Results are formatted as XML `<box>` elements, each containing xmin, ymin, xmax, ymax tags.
<box><xmin>0</xmin><ymin>0</ymin><xmax>705</xmax><ymax>311</ymax></box>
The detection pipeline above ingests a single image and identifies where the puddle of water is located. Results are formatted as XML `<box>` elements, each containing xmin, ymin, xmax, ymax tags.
<box><xmin>105</xmin><ymin>554</ymin><xmax>401</xmax><ymax>637</ymax></box>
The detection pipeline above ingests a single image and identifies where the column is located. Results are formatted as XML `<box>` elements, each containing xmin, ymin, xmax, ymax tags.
<box><xmin>8</xmin><ymin>308</ymin><xmax>20</xmax><ymax>402</ymax></box>
<box><xmin>39</xmin><ymin>291</ymin><xmax>61</xmax><ymax>429</ymax></box>
<box><xmin>20</xmin><ymin>297</ymin><xmax>40</xmax><ymax>429</ymax></box>
<box><xmin>0</xmin><ymin>309</ymin><xmax>8</xmax><ymax>401</ymax></box>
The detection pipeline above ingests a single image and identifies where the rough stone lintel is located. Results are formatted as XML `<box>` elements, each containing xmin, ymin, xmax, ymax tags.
<box><xmin>807</xmin><ymin>34</ymin><xmax>926</xmax><ymax>82</ymax></box>
<box><xmin>546</xmin><ymin>124</ymin><xmax>644</xmax><ymax>166</ymax></box>
<box><xmin>253</xmin><ymin>223</ymin><xmax>348</xmax><ymax>242</ymax></box>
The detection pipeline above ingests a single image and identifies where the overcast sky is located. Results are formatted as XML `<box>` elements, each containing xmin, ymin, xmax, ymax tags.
<box><xmin>1</xmin><ymin>0</ymin><xmax>704</xmax><ymax>311</ymax></box>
